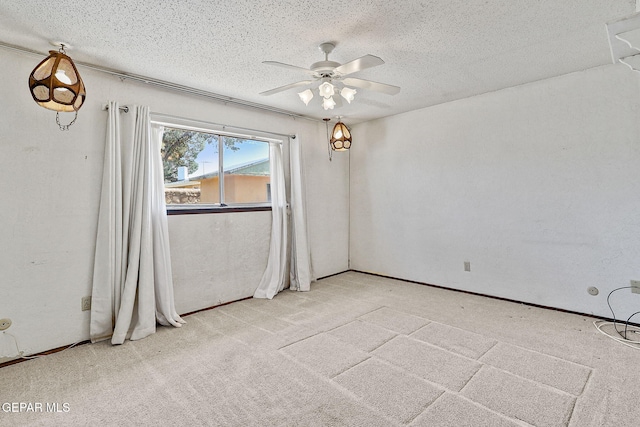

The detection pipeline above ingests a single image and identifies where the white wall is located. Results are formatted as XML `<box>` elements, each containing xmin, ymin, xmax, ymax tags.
<box><xmin>169</xmin><ymin>212</ymin><xmax>272</xmax><ymax>315</ymax></box>
<box><xmin>0</xmin><ymin>48</ymin><xmax>349</xmax><ymax>359</ymax></box>
<box><xmin>350</xmin><ymin>64</ymin><xmax>640</xmax><ymax>319</ymax></box>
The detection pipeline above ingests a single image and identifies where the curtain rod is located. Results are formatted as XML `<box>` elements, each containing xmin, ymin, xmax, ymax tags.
<box><xmin>103</xmin><ymin>104</ymin><xmax>129</xmax><ymax>113</ymax></box>
<box><xmin>152</xmin><ymin>111</ymin><xmax>296</xmax><ymax>140</ymax></box>
<box><xmin>1</xmin><ymin>40</ymin><xmax>317</xmax><ymax>122</ymax></box>
<box><xmin>103</xmin><ymin>104</ymin><xmax>295</xmax><ymax>140</ymax></box>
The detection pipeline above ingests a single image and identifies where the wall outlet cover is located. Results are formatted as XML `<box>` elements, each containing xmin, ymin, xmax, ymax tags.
<box><xmin>631</xmin><ymin>280</ymin><xmax>640</xmax><ymax>294</ymax></box>
<box><xmin>0</xmin><ymin>318</ymin><xmax>12</xmax><ymax>330</ymax></box>
<box><xmin>81</xmin><ymin>296</ymin><xmax>92</xmax><ymax>311</ymax></box>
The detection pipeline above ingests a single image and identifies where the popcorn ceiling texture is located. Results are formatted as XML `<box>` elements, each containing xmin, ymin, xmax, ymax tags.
<box><xmin>0</xmin><ymin>0</ymin><xmax>634</xmax><ymax>122</ymax></box>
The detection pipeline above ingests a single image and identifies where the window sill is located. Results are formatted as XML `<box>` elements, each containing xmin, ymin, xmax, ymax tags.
<box><xmin>166</xmin><ymin>204</ymin><xmax>272</xmax><ymax>215</ymax></box>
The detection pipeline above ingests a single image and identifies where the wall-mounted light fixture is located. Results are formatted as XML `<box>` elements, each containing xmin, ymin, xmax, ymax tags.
<box><xmin>28</xmin><ymin>43</ymin><xmax>86</xmax><ymax>130</ymax></box>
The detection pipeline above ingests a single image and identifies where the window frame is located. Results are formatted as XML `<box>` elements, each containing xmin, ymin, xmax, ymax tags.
<box><xmin>152</xmin><ymin>114</ymin><xmax>282</xmax><ymax>214</ymax></box>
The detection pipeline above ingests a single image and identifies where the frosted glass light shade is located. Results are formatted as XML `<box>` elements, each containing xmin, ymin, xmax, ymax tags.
<box><xmin>318</xmin><ymin>81</ymin><xmax>335</xmax><ymax>98</ymax></box>
<box><xmin>298</xmin><ymin>89</ymin><xmax>314</xmax><ymax>105</ymax></box>
<box><xmin>322</xmin><ymin>97</ymin><xmax>336</xmax><ymax>110</ymax></box>
<box><xmin>340</xmin><ymin>87</ymin><xmax>357</xmax><ymax>103</ymax></box>
<box><xmin>28</xmin><ymin>50</ymin><xmax>86</xmax><ymax>112</ymax></box>
<box><xmin>330</xmin><ymin>121</ymin><xmax>351</xmax><ymax>151</ymax></box>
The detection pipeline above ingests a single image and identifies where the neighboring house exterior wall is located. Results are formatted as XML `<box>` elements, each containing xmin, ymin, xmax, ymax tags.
<box><xmin>200</xmin><ymin>177</ymin><xmax>219</xmax><ymax>203</ymax></box>
<box><xmin>200</xmin><ymin>175</ymin><xmax>270</xmax><ymax>203</ymax></box>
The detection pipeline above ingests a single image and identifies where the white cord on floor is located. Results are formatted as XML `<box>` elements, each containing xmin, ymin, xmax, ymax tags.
<box><xmin>593</xmin><ymin>320</ymin><xmax>640</xmax><ymax>350</ymax></box>
<box><xmin>615</xmin><ymin>34</ymin><xmax>640</xmax><ymax>53</ymax></box>
<box><xmin>2</xmin><ymin>331</ymin><xmax>83</xmax><ymax>360</ymax></box>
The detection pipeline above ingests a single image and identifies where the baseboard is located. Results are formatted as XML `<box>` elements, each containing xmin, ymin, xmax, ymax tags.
<box><xmin>346</xmin><ymin>269</ymin><xmax>626</xmax><ymax>325</ymax></box>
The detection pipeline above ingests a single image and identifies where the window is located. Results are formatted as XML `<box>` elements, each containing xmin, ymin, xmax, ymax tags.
<box><xmin>160</xmin><ymin>126</ymin><xmax>271</xmax><ymax>209</ymax></box>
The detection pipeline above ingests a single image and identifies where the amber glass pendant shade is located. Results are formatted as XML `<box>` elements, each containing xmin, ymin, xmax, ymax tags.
<box><xmin>330</xmin><ymin>121</ymin><xmax>352</xmax><ymax>151</ymax></box>
<box><xmin>29</xmin><ymin>50</ymin><xmax>86</xmax><ymax>112</ymax></box>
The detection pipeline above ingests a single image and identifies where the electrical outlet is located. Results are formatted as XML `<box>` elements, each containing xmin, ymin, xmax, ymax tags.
<box><xmin>81</xmin><ymin>296</ymin><xmax>92</xmax><ymax>311</ymax></box>
<box><xmin>631</xmin><ymin>280</ymin><xmax>640</xmax><ymax>294</ymax></box>
<box><xmin>464</xmin><ymin>261</ymin><xmax>471</xmax><ymax>272</ymax></box>
<box><xmin>0</xmin><ymin>318</ymin><xmax>12</xmax><ymax>331</ymax></box>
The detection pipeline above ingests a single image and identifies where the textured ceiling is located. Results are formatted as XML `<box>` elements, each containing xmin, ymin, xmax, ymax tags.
<box><xmin>0</xmin><ymin>1</ymin><xmax>636</xmax><ymax>123</ymax></box>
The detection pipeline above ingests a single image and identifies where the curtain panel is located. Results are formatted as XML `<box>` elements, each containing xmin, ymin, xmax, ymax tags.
<box><xmin>91</xmin><ymin>101</ymin><xmax>184</xmax><ymax>345</ymax></box>
<box><xmin>253</xmin><ymin>143</ymin><xmax>288</xmax><ymax>299</ymax></box>
<box><xmin>289</xmin><ymin>135</ymin><xmax>313</xmax><ymax>291</ymax></box>
<box><xmin>254</xmin><ymin>135</ymin><xmax>313</xmax><ymax>299</ymax></box>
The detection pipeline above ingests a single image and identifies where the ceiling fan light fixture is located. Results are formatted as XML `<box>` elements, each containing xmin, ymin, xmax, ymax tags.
<box><xmin>340</xmin><ymin>87</ymin><xmax>357</xmax><ymax>103</ymax></box>
<box><xmin>322</xmin><ymin>97</ymin><xmax>336</xmax><ymax>110</ymax></box>
<box><xmin>330</xmin><ymin>121</ymin><xmax>352</xmax><ymax>151</ymax></box>
<box><xmin>318</xmin><ymin>80</ymin><xmax>335</xmax><ymax>98</ymax></box>
<box><xmin>298</xmin><ymin>89</ymin><xmax>314</xmax><ymax>105</ymax></box>
<box><xmin>262</xmin><ymin>43</ymin><xmax>399</xmax><ymax>112</ymax></box>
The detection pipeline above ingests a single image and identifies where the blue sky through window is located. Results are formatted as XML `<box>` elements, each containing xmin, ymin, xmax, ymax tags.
<box><xmin>189</xmin><ymin>138</ymin><xmax>269</xmax><ymax>178</ymax></box>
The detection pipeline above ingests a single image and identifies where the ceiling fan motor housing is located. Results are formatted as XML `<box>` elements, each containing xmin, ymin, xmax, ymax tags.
<box><xmin>312</xmin><ymin>42</ymin><xmax>341</xmax><ymax>77</ymax></box>
<box><xmin>310</xmin><ymin>60</ymin><xmax>341</xmax><ymax>77</ymax></box>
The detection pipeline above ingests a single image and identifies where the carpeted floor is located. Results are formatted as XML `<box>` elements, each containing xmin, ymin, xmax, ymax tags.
<box><xmin>1</xmin><ymin>272</ymin><xmax>639</xmax><ymax>426</ymax></box>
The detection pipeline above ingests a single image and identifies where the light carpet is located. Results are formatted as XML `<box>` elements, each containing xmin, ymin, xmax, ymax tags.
<box><xmin>1</xmin><ymin>271</ymin><xmax>639</xmax><ymax>426</ymax></box>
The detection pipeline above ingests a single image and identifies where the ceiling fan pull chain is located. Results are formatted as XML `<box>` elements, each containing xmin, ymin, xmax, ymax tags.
<box><xmin>324</xmin><ymin>118</ymin><xmax>332</xmax><ymax>161</ymax></box>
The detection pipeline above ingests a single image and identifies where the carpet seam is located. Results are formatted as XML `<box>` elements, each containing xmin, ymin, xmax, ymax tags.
<box><xmin>329</xmin><ymin>355</ymin><xmax>372</xmax><ymax>380</ymax></box>
<box><xmin>408</xmin><ymin>322</ymin><xmax>498</xmax><ymax>360</ymax></box>
<box><xmin>566</xmin><ymin>368</ymin><xmax>595</xmax><ymax>427</ymax></box>
<box><xmin>478</xmin><ymin>343</ymin><xmax>593</xmax><ymax>396</ymax></box>
<box><xmin>403</xmin><ymin>389</ymin><xmax>447</xmax><ymax>425</ymax></box>
<box><xmin>276</xmin><ymin>351</ymin><xmax>403</xmax><ymax>426</ymax></box>
<box><xmin>358</xmin><ymin>355</ymin><xmax>449</xmax><ymax>394</ymax></box>
<box><xmin>275</xmin><ymin>330</ymin><xmax>326</xmax><ymax>351</ymax></box>
<box><xmin>452</xmin><ymin>393</ymin><xmax>536</xmax><ymax>427</ymax></box>
<box><xmin>324</xmin><ymin>319</ymin><xmax>401</xmax><ymax>352</ymax></box>
<box><xmin>480</xmin><ymin>341</ymin><xmax>594</xmax><ymax>371</ymax></box>
<box><xmin>470</xmin><ymin>365</ymin><xmax>581</xmax><ymax>399</ymax></box>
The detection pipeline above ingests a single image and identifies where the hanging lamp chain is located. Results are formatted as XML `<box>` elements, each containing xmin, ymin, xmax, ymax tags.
<box><xmin>56</xmin><ymin>111</ymin><xmax>78</xmax><ymax>131</ymax></box>
<box><xmin>55</xmin><ymin>44</ymin><xmax>80</xmax><ymax>130</ymax></box>
<box><xmin>324</xmin><ymin>118</ymin><xmax>332</xmax><ymax>161</ymax></box>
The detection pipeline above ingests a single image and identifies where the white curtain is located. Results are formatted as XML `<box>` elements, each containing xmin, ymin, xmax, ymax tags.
<box><xmin>289</xmin><ymin>135</ymin><xmax>313</xmax><ymax>291</ymax></box>
<box><xmin>91</xmin><ymin>101</ymin><xmax>184</xmax><ymax>345</ymax></box>
<box><xmin>253</xmin><ymin>143</ymin><xmax>288</xmax><ymax>299</ymax></box>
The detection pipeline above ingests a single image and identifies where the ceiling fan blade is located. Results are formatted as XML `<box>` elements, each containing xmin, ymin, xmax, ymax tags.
<box><xmin>342</xmin><ymin>77</ymin><xmax>400</xmax><ymax>95</ymax></box>
<box><xmin>262</xmin><ymin>61</ymin><xmax>316</xmax><ymax>76</ymax></box>
<box><xmin>334</xmin><ymin>55</ymin><xmax>384</xmax><ymax>76</ymax></box>
<box><xmin>260</xmin><ymin>80</ymin><xmax>313</xmax><ymax>96</ymax></box>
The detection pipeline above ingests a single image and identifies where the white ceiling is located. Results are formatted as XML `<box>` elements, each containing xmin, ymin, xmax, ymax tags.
<box><xmin>0</xmin><ymin>1</ymin><xmax>636</xmax><ymax>123</ymax></box>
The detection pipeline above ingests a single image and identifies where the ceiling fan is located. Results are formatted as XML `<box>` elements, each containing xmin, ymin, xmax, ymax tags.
<box><xmin>260</xmin><ymin>42</ymin><xmax>400</xmax><ymax>110</ymax></box>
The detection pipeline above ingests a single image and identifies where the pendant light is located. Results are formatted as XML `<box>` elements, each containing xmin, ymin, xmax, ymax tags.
<box><xmin>330</xmin><ymin>120</ymin><xmax>351</xmax><ymax>151</ymax></box>
<box><xmin>323</xmin><ymin>118</ymin><xmax>352</xmax><ymax>161</ymax></box>
<box><xmin>28</xmin><ymin>43</ymin><xmax>86</xmax><ymax>130</ymax></box>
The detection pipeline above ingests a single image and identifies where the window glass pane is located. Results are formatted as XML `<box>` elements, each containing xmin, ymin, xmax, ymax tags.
<box><xmin>161</xmin><ymin>127</ymin><xmax>217</xmax><ymax>205</ymax></box>
<box><xmin>160</xmin><ymin>126</ymin><xmax>271</xmax><ymax>207</ymax></box>
<box><xmin>222</xmin><ymin>137</ymin><xmax>270</xmax><ymax>204</ymax></box>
